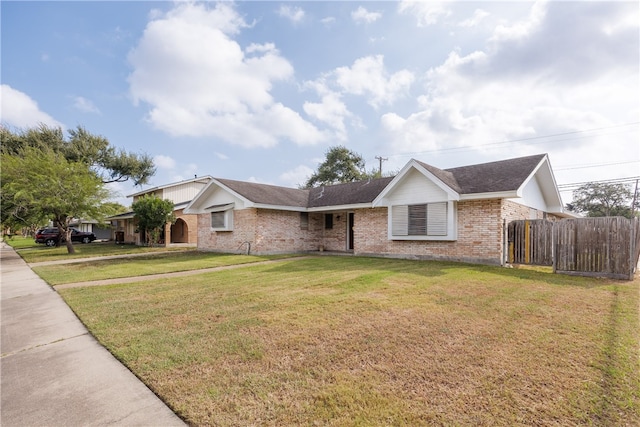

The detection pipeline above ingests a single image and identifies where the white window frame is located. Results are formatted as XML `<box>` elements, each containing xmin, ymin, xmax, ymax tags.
<box><xmin>208</xmin><ymin>203</ymin><xmax>234</xmax><ymax>231</ymax></box>
<box><xmin>389</xmin><ymin>201</ymin><xmax>457</xmax><ymax>241</ymax></box>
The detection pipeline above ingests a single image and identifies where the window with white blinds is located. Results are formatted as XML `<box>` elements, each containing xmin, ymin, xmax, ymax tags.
<box><xmin>391</xmin><ymin>202</ymin><xmax>448</xmax><ymax>237</ymax></box>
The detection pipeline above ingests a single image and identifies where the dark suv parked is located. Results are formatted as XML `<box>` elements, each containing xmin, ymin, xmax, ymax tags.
<box><xmin>35</xmin><ymin>228</ymin><xmax>97</xmax><ymax>247</ymax></box>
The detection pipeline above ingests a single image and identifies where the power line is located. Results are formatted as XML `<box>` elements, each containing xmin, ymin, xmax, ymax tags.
<box><xmin>557</xmin><ymin>176</ymin><xmax>640</xmax><ymax>192</ymax></box>
<box><xmin>382</xmin><ymin>122</ymin><xmax>639</xmax><ymax>159</ymax></box>
<box><xmin>555</xmin><ymin>160</ymin><xmax>640</xmax><ymax>171</ymax></box>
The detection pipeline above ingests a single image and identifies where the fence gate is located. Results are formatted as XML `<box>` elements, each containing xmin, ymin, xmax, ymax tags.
<box><xmin>507</xmin><ymin>219</ymin><xmax>553</xmax><ymax>266</ymax></box>
<box><xmin>508</xmin><ymin>217</ymin><xmax>640</xmax><ymax>280</ymax></box>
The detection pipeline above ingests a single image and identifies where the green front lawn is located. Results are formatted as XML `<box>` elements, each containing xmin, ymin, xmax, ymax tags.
<box><xmin>35</xmin><ymin>252</ymin><xmax>300</xmax><ymax>285</ymax></box>
<box><xmin>8</xmin><ymin>237</ymin><xmax>194</xmax><ymax>264</ymax></box>
<box><xmin>58</xmin><ymin>256</ymin><xmax>640</xmax><ymax>426</ymax></box>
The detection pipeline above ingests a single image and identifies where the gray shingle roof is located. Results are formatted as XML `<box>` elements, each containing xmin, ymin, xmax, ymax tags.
<box><xmin>308</xmin><ymin>177</ymin><xmax>395</xmax><ymax>207</ymax></box>
<box><xmin>214</xmin><ymin>154</ymin><xmax>546</xmax><ymax>209</ymax></box>
<box><xmin>216</xmin><ymin>178</ymin><xmax>310</xmax><ymax>207</ymax></box>
<box><xmin>416</xmin><ymin>154</ymin><xmax>546</xmax><ymax>195</ymax></box>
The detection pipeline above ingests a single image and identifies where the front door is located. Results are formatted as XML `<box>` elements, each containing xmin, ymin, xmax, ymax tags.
<box><xmin>347</xmin><ymin>212</ymin><xmax>355</xmax><ymax>250</ymax></box>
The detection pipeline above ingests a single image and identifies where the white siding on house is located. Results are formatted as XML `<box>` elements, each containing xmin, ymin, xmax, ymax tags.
<box><xmin>192</xmin><ymin>186</ymin><xmax>246</xmax><ymax>212</ymax></box>
<box><xmin>379</xmin><ymin>168</ymin><xmax>458</xmax><ymax>241</ymax></box>
<box><xmin>163</xmin><ymin>182</ymin><xmax>209</xmax><ymax>204</ymax></box>
<box><xmin>510</xmin><ymin>175</ymin><xmax>548</xmax><ymax>212</ymax></box>
<box><xmin>386</xmin><ymin>169</ymin><xmax>449</xmax><ymax>205</ymax></box>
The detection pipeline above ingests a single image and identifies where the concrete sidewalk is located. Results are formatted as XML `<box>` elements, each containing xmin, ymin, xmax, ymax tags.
<box><xmin>0</xmin><ymin>242</ymin><xmax>185</xmax><ymax>426</ymax></box>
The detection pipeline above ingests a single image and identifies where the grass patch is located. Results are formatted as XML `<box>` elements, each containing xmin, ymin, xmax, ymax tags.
<box><xmin>13</xmin><ymin>239</ymin><xmax>194</xmax><ymax>264</ymax></box>
<box><xmin>58</xmin><ymin>257</ymin><xmax>640</xmax><ymax>426</ymax></box>
<box><xmin>2</xmin><ymin>235</ymin><xmax>41</xmax><ymax>249</ymax></box>
<box><xmin>34</xmin><ymin>252</ymin><xmax>299</xmax><ymax>285</ymax></box>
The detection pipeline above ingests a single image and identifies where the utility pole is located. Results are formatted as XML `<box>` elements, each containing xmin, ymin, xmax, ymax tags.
<box><xmin>375</xmin><ymin>156</ymin><xmax>388</xmax><ymax>177</ymax></box>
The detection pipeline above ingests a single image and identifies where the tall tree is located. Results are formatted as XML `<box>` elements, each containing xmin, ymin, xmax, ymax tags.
<box><xmin>1</xmin><ymin>124</ymin><xmax>156</xmax><ymax>252</ymax></box>
<box><xmin>131</xmin><ymin>196</ymin><xmax>175</xmax><ymax>246</ymax></box>
<box><xmin>567</xmin><ymin>182</ymin><xmax>638</xmax><ymax>218</ymax></box>
<box><xmin>304</xmin><ymin>146</ymin><xmax>372</xmax><ymax>188</ymax></box>
<box><xmin>2</xmin><ymin>147</ymin><xmax>109</xmax><ymax>253</ymax></box>
<box><xmin>1</xmin><ymin>124</ymin><xmax>156</xmax><ymax>185</ymax></box>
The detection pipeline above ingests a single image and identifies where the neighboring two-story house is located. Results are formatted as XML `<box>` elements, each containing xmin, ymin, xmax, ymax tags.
<box><xmin>110</xmin><ymin>176</ymin><xmax>212</xmax><ymax>245</ymax></box>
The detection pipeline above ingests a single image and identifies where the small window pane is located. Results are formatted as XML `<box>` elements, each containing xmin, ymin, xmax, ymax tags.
<box><xmin>300</xmin><ymin>212</ymin><xmax>309</xmax><ymax>229</ymax></box>
<box><xmin>211</xmin><ymin>211</ymin><xmax>225</xmax><ymax>228</ymax></box>
<box><xmin>427</xmin><ymin>202</ymin><xmax>447</xmax><ymax>236</ymax></box>
<box><xmin>325</xmin><ymin>213</ymin><xmax>333</xmax><ymax>229</ymax></box>
<box><xmin>408</xmin><ymin>204</ymin><xmax>427</xmax><ymax>235</ymax></box>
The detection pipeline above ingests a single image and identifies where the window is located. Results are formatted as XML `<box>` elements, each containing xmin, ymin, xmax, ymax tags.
<box><xmin>325</xmin><ymin>213</ymin><xmax>333</xmax><ymax>229</ymax></box>
<box><xmin>391</xmin><ymin>202</ymin><xmax>451</xmax><ymax>239</ymax></box>
<box><xmin>208</xmin><ymin>203</ymin><xmax>234</xmax><ymax>231</ymax></box>
<box><xmin>300</xmin><ymin>212</ymin><xmax>309</xmax><ymax>229</ymax></box>
<box><xmin>211</xmin><ymin>211</ymin><xmax>225</xmax><ymax>228</ymax></box>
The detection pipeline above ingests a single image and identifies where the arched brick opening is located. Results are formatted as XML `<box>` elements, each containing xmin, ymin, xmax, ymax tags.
<box><xmin>170</xmin><ymin>218</ymin><xmax>189</xmax><ymax>243</ymax></box>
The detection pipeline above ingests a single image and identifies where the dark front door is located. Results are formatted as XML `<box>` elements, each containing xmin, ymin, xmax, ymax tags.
<box><xmin>348</xmin><ymin>212</ymin><xmax>355</xmax><ymax>250</ymax></box>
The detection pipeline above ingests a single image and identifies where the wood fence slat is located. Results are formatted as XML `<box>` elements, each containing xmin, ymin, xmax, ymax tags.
<box><xmin>508</xmin><ymin>217</ymin><xmax>639</xmax><ymax>280</ymax></box>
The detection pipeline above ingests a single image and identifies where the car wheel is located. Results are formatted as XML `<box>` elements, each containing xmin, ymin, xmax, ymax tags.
<box><xmin>82</xmin><ymin>237</ymin><xmax>90</xmax><ymax>244</ymax></box>
<box><xmin>45</xmin><ymin>239</ymin><xmax>57</xmax><ymax>247</ymax></box>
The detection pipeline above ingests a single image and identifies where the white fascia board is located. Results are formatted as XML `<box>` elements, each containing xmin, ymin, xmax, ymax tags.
<box><xmin>372</xmin><ymin>159</ymin><xmax>459</xmax><ymax>207</ymax></box>
<box><xmin>128</xmin><ymin>175</ymin><xmax>213</xmax><ymax>198</ymax></box>
<box><xmin>307</xmin><ymin>203</ymin><xmax>373</xmax><ymax>212</ymax></box>
<box><xmin>252</xmin><ymin>204</ymin><xmax>306</xmax><ymax>212</ymax></box>
<box><xmin>459</xmin><ymin>191</ymin><xmax>519</xmax><ymax>200</ymax></box>
<box><xmin>184</xmin><ymin>179</ymin><xmax>252</xmax><ymax>214</ymax></box>
<box><xmin>516</xmin><ymin>155</ymin><xmax>564</xmax><ymax>208</ymax></box>
<box><xmin>250</xmin><ymin>203</ymin><xmax>374</xmax><ymax>212</ymax></box>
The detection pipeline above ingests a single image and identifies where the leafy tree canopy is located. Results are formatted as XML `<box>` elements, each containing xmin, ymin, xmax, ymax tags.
<box><xmin>131</xmin><ymin>195</ymin><xmax>175</xmax><ymax>246</ymax></box>
<box><xmin>304</xmin><ymin>146</ymin><xmax>374</xmax><ymax>188</ymax></box>
<box><xmin>566</xmin><ymin>182</ymin><xmax>638</xmax><ymax>218</ymax></box>
<box><xmin>1</xmin><ymin>124</ymin><xmax>155</xmax><ymax>186</ymax></box>
<box><xmin>1</xmin><ymin>146</ymin><xmax>110</xmax><ymax>253</ymax></box>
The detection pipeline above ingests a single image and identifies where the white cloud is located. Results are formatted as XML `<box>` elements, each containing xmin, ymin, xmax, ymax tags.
<box><xmin>215</xmin><ymin>152</ymin><xmax>229</xmax><ymax>160</ymax></box>
<box><xmin>458</xmin><ymin>9</ymin><xmax>489</xmax><ymax>28</ymax></box>
<box><xmin>303</xmin><ymin>91</ymin><xmax>351</xmax><ymax>141</ymax></box>
<box><xmin>321</xmin><ymin>16</ymin><xmax>336</xmax><ymax>27</ymax></box>
<box><xmin>277</xmin><ymin>5</ymin><xmax>305</xmax><ymax>24</ymax></box>
<box><xmin>382</xmin><ymin>1</ymin><xmax>639</xmax><ymax>185</ymax></box>
<box><xmin>351</xmin><ymin>7</ymin><xmax>382</xmax><ymax>24</ymax></box>
<box><xmin>279</xmin><ymin>164</ymin><xmax>314</xmax><ymax>187</ymax></box>
<box><xmin>398</xmin><ymin>1</ymin><xmax>451</xmax><ymax>27</ymax></box>
<box><xmin>73</xmin><ymin>96</ymin><xmax>101</xmax><ymax>114</ymax></box>
<box><xmin>334</xmin><ymin>55</ymin><xmax>415</xmax><ymax>108</ymax></box>
<box><xmin>153</xmin><ymin>154</ymin><xmax>176</xmax><ymax>170</ymax></box>
<box><xmin>128</xmin><ymin>2</ymin><xmax>324</xmax><ymax>147</ymax></box>
<box><xmin>0</xmin><ymin>84</ymin><xmax>63</xmax><ymax>128</ymax></box>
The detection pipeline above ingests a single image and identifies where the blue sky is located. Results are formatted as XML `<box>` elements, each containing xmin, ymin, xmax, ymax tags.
<box><xmin>2</xmin><ymin>1</ymin><xmax>639</xmax><ymax>207</ymax></box>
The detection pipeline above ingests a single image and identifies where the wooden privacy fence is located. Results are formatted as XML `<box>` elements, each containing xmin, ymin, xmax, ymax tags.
<box><xmin>507</xmin><ymin>220</ymin><xmax>553</xmax><ymax>266</ymax></box>
<box><xmin>508</xmin><ymin>217</ymin><xmax>640</xmax><ymax>280</ymax></box>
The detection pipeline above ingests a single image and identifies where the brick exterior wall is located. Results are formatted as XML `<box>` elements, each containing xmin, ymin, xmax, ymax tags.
<box><xmin>198</xmin><ymin>209</ymin><xmax>325</xmax><ymax>254</ymax></box>
<box><xmin>355</xmin><ymin>200</ymin><xmax>504</xmax><ymax>265</ymax></box>
<box><xmin>164</xmin><ymin>209</ymin><xmax>198</xmax><ymax>244</ymax></box>
<box><xmin>197</xmin><ymin>200</ymin><xmax>551</xmax><ymax>265</ymax></box>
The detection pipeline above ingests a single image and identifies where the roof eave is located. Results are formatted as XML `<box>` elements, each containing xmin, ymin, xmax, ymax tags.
<box><xmin>307</xmin><ymin>203</ymin><xmax>373</xmax><ymax>212</ymax></box>
<box><xmin>127</xmin><ymin>175</ymin><xmax>213</xmax><ymax>198</ymax></box>
<box><xmin>372</xmin><ymin>159</ymin><xmax>460</xmax><ymax>207</ymax></box>
<box><xmin>459</xmin><ymin>191</ymin><xmax>519</xmax><ymax>200</ymax></box>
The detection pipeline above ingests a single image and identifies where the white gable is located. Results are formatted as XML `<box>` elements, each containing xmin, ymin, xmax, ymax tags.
<box><xmin>511</xmin><ymin>156</ymin><xmax>564</xmax><ymax>213</ymax></box>
<box><xmin>374</xmin><ymin>161</ymin><xmax>459</xmax><ymax>207</ymax></box>
<box><xmin>184</xmin><ymin>181</ymin><xmax>247</xmax><ymax>214</ymax></box>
